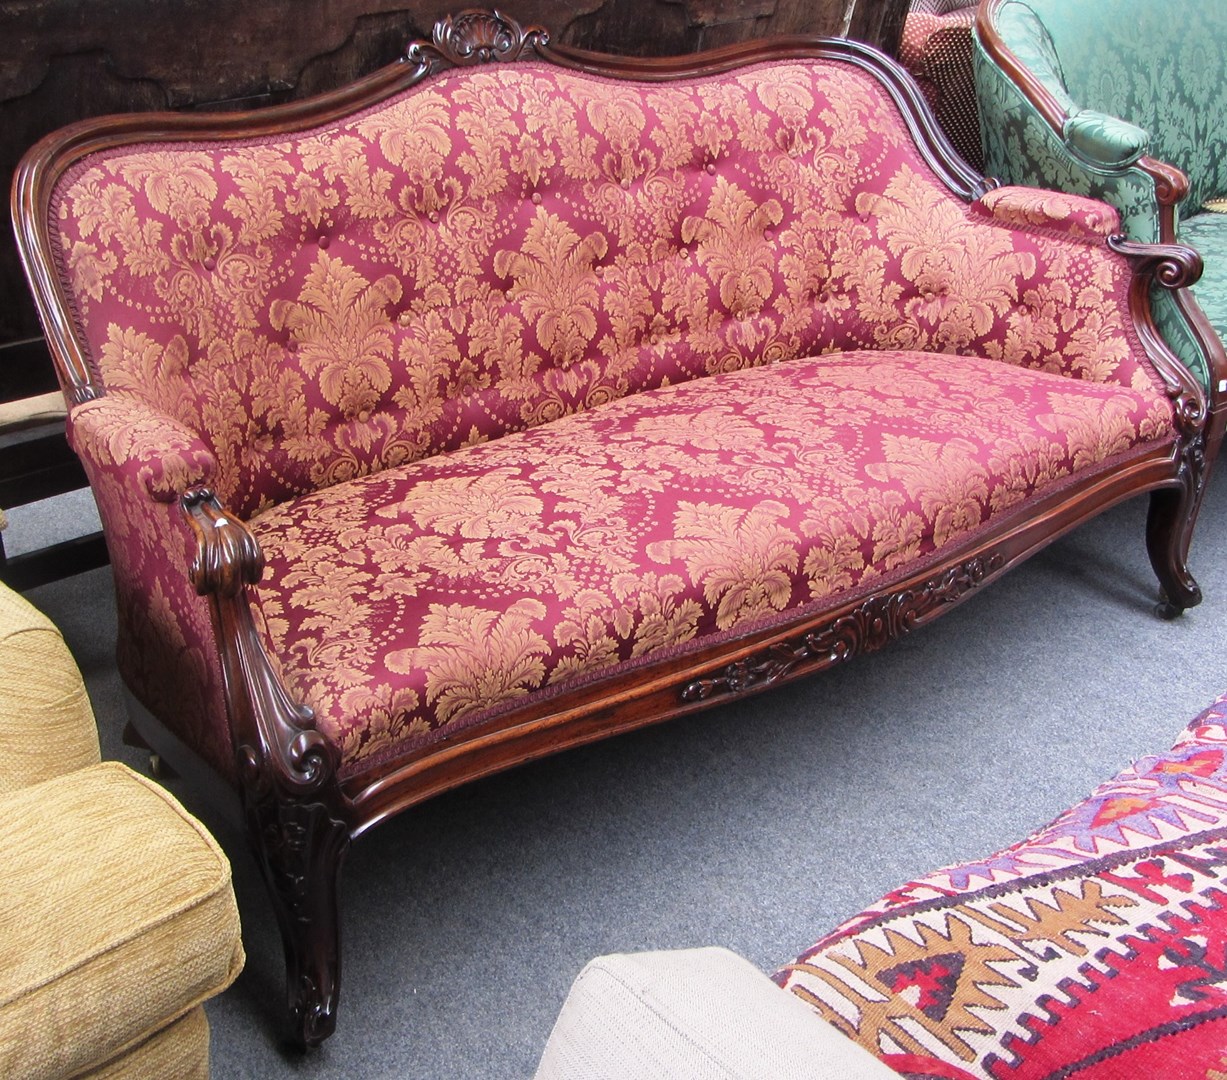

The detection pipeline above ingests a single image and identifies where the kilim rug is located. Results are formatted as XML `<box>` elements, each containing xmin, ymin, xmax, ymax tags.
<box><xmin>775</xmin><ymin>691</ymin><xmax>1227</xmax><ymax>1079</ymax></box>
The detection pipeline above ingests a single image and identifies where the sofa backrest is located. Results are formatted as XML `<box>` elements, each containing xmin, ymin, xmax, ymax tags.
<box><xmin>990</xmin><ymin>0</ymin><xmax>1227</xmax><ymax>217</ymax></box>
<box><xmin>45</xmin><ymin>48</ymin><xmax>1154</xmax><ymax>518</ymax></box>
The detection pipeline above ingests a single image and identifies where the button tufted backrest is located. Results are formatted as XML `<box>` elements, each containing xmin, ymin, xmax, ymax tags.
<box><xmin>48</xmin><ymin>57</ymin><xmax>1153</xmax><ymax>517</ymax></box>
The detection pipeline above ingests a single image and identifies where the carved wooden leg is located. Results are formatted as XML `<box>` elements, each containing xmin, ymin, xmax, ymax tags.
<box><xmin>1146</xmin><ymin>471</ymin><xmax>1205</xmax><ymax>620</ymax></box>
<box><xmin>247</xmin><ymin>794</ymin><xmax>351</xmax><ymax>1049</ymax></box>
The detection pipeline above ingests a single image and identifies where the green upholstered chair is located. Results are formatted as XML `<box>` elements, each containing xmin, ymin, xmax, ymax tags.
<box><xmin>973</xmin><ymin>0</ymin><xmax>1227</xmax><ymax>398</ymax></box>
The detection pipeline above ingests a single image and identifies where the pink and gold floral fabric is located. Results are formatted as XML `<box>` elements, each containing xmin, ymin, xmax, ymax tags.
<box><xmin>46</xmin><ymin>53</ymin><xmax>1177</xmax><ymax>780</ymax></box>
<box><xmin>246</xmin><ymin>350</ymin><xmax>1170</xmax><ymax>776</ymax></box>
<box><xmin>54</xmin><ymin>60</ymin><xmax>1162</xmax><ymax>524</ymax></box>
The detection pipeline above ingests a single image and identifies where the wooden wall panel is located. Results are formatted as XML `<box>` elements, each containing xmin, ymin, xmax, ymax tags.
<box><xmin>1</xmin><ymin>0</ymin><xmax>908</xmax><ymax>391</ymax></box>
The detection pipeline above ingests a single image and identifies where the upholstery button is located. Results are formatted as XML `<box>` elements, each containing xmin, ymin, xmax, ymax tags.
<box><xmin>531</xmin><ymin>192</ymin><xmax>542</xmax><ymax>205</ymax></box>
<box><xmin>397</xmin><ymin>312</ymin><xmax>413</xmax><ymax>327</ymax></box>
<box><xmin>705</xmin><ymin>163</ymin><xmax>717</xmax><ymax>175</ymax></box>
<box><xmin>428</xmin><ymin>211</ymin><xmax>439</xmax><ymax>222</ymax></box>
<box><xmin>202</xmin><ymin>256</ymin><xmax>216</xmax><ymax>271</ymax></box>
<box><xmin>818</xmin><ymin>292</ymin><xmax>829</xmax><ymax>303</ymax></box>
<box><xmin>620</xmin><ymin>177</ymin><xmax>631</xmax><ymax>189</ymax></box>
<box><xmin>763</xmin><ymin>229</ymin><xmax>774</xmax><ymax>241</ymax></box>
<box><xmin>317</xmin><ymin>234</ymin><xmax>330</xmax><ymax>249</ymax></box>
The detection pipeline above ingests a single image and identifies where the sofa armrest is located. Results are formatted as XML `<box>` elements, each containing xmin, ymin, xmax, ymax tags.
<box><xmin>1063</xmin><ymin>108</ymin><xmax>1149</xmax><ymax>170</ymax></box>
<box><xmin>0</xmin><ymin>584</ymin><xmax>99</xmax><ymax>796</ymax></box>
<box><xmin>67</xmin><ymin>395</ymin><xmax>217</xmax><ymax>503</ymax></box>
<box><xmin>534</xmin><ymin>947</ymin><xmax>901</xmax><ymax>1080</ymax></box>
<box><xmin>969</xmin><ymin>184</ymin><xmax>1121</xmax><ymax>242</ymax></box>
<box><xmin>972</xmin><ymin>0</ymin><xmax>1219</xmax><ymax>393</ymax></box>
<box><xmin>973</xmin><ymin>2</ymin><xmax>1181</xmax><ymax>240</ymax></box>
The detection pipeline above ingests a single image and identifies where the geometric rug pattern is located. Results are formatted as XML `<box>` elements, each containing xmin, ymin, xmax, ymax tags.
<box><xmin>775</xmin><ymin>691</ymin><xmax>1227</xmax><ymax>1079</ymax></box>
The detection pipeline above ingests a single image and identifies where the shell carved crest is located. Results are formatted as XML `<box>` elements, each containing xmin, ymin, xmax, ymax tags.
<box><xmin>406</xmin><ymin>9</ymin><xmax>550</xmax><ymax>72</ymax></box>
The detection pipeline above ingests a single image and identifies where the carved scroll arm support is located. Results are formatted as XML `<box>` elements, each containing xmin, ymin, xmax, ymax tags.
<box><xmin>182</xmin><ymin>487</ymin><xmax>349</xmax><ymax>1047</ymax></box>
<box><xmin>181</xmin><ymin>486</ymin><xmax>339</xmax><ymax>798</ymax></box>
<box><xmin>1108</xmin><ymin>237</ymin><xmax>1213</xmax><ymax>437</ymax></box>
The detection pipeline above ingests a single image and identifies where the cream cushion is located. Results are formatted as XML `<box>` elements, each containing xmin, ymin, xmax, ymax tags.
<box><xmin>535</xmin><ymin>947</ymin><xmax>900</xmax><ymax>1080</ymax></box>
<box><xmin>0</xmin><ymin>761</ymin><xmax>244</xmax><ymax>1079</ymax></box>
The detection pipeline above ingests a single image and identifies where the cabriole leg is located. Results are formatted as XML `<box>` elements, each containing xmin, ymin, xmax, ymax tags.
<box><xmin>1146</xmin><ymin>483</ymin><xmax>1203</xmax><ymax>620</ymax></box>
<box><xmin>248</xmin><ymin>795</ymin><xmax>351</xmax><ymax>1049</ymax></box>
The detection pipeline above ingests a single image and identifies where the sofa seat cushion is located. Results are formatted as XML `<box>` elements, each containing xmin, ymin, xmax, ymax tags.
<box><xmin>0</xmin><ymin>761</ymin><xmax>243</xmax><ymax>1080</ymax></box>
<box><xmin>1179</xmin><ymin>210</ymin><xmax>1227</xmax><ymax>350</ymax></box>
<box><xmin>248</xmin><ymin>348</ymin><xmax>1172</xmax><ymax>776</ymax></box>
<box><xmin>774</xmin><ymin>691</ymin><xmax>1227</xmax><ymax>1077</ymax></box>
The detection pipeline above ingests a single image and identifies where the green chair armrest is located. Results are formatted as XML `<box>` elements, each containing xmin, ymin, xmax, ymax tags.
<box><xmin>1063</xmin><ymin>108</ymin><xmax>1149</xmax><ymax>169</ymax></box>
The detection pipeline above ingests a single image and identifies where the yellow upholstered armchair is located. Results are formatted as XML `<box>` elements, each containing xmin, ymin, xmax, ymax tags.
<box><xmin>0</xmin><ymin>582</ymin><xmax>243</xmax><ymax>1079</ymax></box>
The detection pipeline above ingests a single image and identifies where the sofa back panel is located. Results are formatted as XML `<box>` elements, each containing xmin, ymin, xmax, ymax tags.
<box><xmin>50</xmin><ymin>57</ymin><xmax>1155</xmax><ymax>517</ymax></box>
<box><xmin>996</xmin><ymin>0</ymin><xmax>1227</xmax><ymax>216</ymax></box>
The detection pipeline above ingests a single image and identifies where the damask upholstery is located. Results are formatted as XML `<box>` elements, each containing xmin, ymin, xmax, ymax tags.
<box><xmin>973</xmin><ymin>0</ymin><xmax>1227</xmax><ymax>390</ymax></box>
<box><xmin>16</xmin><ymin>18</ymin><xmax>1217</xmax><ymax>1044</ymax></box>
<box><xmin>50</xmin><ymin>60</ymin><xmax>1178</xmax><ymax>781</ymax></box>
<box><xmin>250</xmin><ymin>351</ymin><xmax>1169</xmax><ymax>775</ymax></box>
<box><xmin>0</xmin><ymin>582</ymin><xmax>243</xmax><ymax>1079</ymax></box>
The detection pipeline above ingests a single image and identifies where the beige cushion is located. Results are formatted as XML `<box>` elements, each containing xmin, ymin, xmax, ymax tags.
<box><xmin>80</xmin><ymin>1006</ymin><xmax>210</xmax><ymax>1080</ymax></box>
<box><xmin>0</xmin><ymin>762</ymin><xmax>244</xmax><ymax>1079</ymax></box>
<box><xmin>0</xmin><ymin>391</ymin><xmax>67</xmax><ymax>433</ymax></box>
<box><xmin>0</xmin><ymin>584</ymin><xmax>99</xmax><ymax>795</ymax></box>
<box><xmin>534</xmin><ymin>947</ymin><xmax>901</xmax><ymax>1080</ymax></box>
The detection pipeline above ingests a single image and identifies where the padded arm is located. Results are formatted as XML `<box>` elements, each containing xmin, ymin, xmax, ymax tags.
<box><xmin>65</xmin><ymin>397</ymin><xmax>240</xmax><ymax>783</ymax></box>
<box><xmin>0</xmin><ymin>584</ymin><xmax>99</xmax><ymax>796</ymax></box>
<box><xmin>973</xmin><ymin>1</ymin><xmax>1174</xmax><ymax>240</ymax></box>
<box><xmin>1063</xmin><ymin>109</ymin><xmax>1149</xmax><ymax>170</ymax></box>
<box><xmin>67</xmin><ymin>395</ymin><xmax>217</xmax><ymax>503</ymax></box>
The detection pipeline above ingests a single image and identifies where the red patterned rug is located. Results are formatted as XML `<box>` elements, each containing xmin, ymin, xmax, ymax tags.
<box><xmin>775</xmin><ymin>693</ymin><xmax>1227</xmax><ymax>1079</ymax></box>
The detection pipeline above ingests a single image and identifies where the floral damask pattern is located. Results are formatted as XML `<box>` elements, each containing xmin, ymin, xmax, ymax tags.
<box><xmin>245</xmin><ymin>351</ymin><xmax>1170</xmax><ymax>776</ymax></box>
<box><xmin>56</xmin><ymin>60</ymin><xmax>1164</xmax><ymax>521</ymax></box>
<box><xmin>48</xmin><ymin>53</ymin><xmax>1178</xmax><ymax>780</ymax></box>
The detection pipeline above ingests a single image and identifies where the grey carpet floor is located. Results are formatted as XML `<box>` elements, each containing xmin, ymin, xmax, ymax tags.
<box><xmin>19</xmin><ymin>470</ymin><xmax>1227</xmax><ymax>1079</ymax></box>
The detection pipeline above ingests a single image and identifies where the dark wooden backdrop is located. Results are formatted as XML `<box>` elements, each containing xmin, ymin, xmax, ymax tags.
<box><xmin>2</xmin><ymin>0</ymin><xmax>909</xmax><ymax>396</ymax></box>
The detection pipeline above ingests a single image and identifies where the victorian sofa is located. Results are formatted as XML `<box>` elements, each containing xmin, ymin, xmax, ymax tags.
<box><xmin>0</xmin><ymin>581</ymin><xmax>243</xmax><ymax>1078</ymax></box>
<box><xmin>974</xmin><ymin>0</ymin><xmax>1227</xmax><ymax>403</ymax></box>
<box><xmin>12</xmin><ymin>9</ymin><xmax>1225</xmax><ymax>1047</ymax></box>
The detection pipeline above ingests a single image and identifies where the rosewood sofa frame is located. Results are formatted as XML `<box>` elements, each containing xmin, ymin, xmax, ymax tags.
<box><xmin>12</xmin><ymin>9</ymin><xmax>1226</xmax><ymax>1049</ymax></box>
